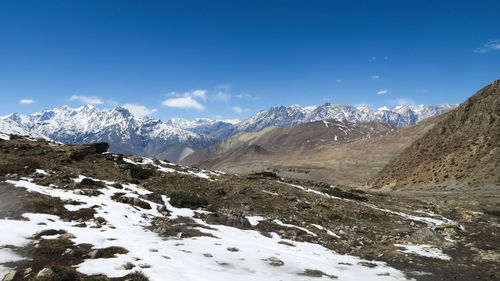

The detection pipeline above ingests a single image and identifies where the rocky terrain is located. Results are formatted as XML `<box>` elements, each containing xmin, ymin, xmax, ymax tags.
<box><xmin>182</xmin><ymin>113</ymin><xmax>450</xmax><ymax>186</ymax></box>
<box><xmin>0</xmin><ymin>135</ymin><xmax>498</xmax><ymax>281</ymax></box>
<box><xmin>370</xmin><ymin>80</ymin><xmax>500</xmax><ymax>189</ymax></box>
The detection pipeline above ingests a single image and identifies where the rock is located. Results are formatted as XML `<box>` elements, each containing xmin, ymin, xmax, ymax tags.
<box><xmin>80</xmin><ymin>178</ymin><xmax>105</xmax><ymax>187</ymax></box>
<box><xmin>2</xmin><ymin>271</ymin><xmax>16</xmax><ymax>281</ymax></box>
<box><xmin>132</xmin><ymin>198</ymin><xmax>152</xmax><ymax>209</ymax></box>
<box><xmin>24</xmin><ymin>268</ymin><xmax>32</xmax><ymax>276</ymax></box>
<box><xmin>32</xmin><ymin>229</ymin><xmax>66</xmax><ymax>239</ymax></box>
<box><xmin>92</xmin><ymin>142</ymin><xmax>109</xmax><ymax>153</ymax></box>
<box><xmin>300</xmin><ymin>269</ymin><xmax>338</xmax><ymax>279</ymax></box>
<box><xmin>264</xmin><ymin>256</ymin><xmax>284</xmax><ymax>266</ymax></box>
<box><xmin>407</xmin><ymin>227</ymin><xmax>444</xmax><ymax>245</ymax></box>
<box><xmin>140</xmin><ymin>192</ymin><xmax>164</xmax><ymax>204</ymax></box>
<box><xmin>36</xmin><ymin>268</ymin><xmax>54</xmax><ymax>280</ymax></box>
<box><xmin>61</xmin><ymin>232</ymin><xmax>76</xmax><ymax>239</ymax></box>
<box><xmin>357</xmin><ymin>261</ymin><xmax>377</xmax><ymax>268</ymax></box>
<box><xmin>227</xmin><ymin>247</ymin><xmax>239</xmax><ymax>252</ymax></box>
<box><xmin>88</xmin><ymin>249</ymin><xmax>99</xmax><ymax>259</ymax></box>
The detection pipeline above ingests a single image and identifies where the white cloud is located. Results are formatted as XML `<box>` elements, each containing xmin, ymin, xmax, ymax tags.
<box><xmin>371</xmin><ymin>75</ymin><xmax>380</xmax><ymax>79</ymax></box>
<box><xmin>377</xmin><ymin>90</ymin><xmax>388</xmax><ymax>95</ymax></box>
<box><xmin>235</xmin><ymin>93</ymin><xmax>258</xmax><ymax>100</ymax></box>
<box><xmin>165</xmin><ymin>90</ymin><xmax>207</xmax><ymax>100</ymax></box>
<box><xmin>370</xmin><ymin>56</ymin><xmax>377</xmax><ymax>62</ymax></box>
<box><xmin>336</xmin><ymin>79</ymin><xmax>342</xmax><ymax>83</ymax></box>
<box><xmin>122</xmin><ymin>104</ymin><xmax>158</xmax><ymax>117</ymax></box>
<box><xmin>216</xmin><ymin>84</ymin><xmax>231</xmax><ymax>90</ymax></box>
<box><xmin>69</xmin><ymin>95</ymin><xmax>104</xmax><ymax>105</ymax></box>
<box><xmin>232</xmin><ymin>106</ymin><xmax>243</xmax><ymax>114</ymax></box>
<box><xmin>232</xmin><ymin>106</ymin><xmax>249</xmax><ymax>114</ymax></box>
<box><xmin>474</xmin><ymin>39</ymin><xmax>500</xmax><ymax>53</ymax></box>
<box><xmin>162</xmin><ymin>90</ymin><xmax>207</xmax><ymax>110</ymax></box>
<box><xmin>162</xmin><ymin>96</ymin><xmax>204</xmax><ymax>110</ymax></box>
<box><xmin>190</xmin><ymin>90</ymin><xmax>207</xmax><ymax>100</ymax></box>
<box><xmin>213</xmin><ymin>91</ymin><xmax>231</xmax><ymax>102</ymax></box>
<box><xmin>20</xmin><ymin>99</ymin><xmax>35</xmax><ymax>104</ymax></box>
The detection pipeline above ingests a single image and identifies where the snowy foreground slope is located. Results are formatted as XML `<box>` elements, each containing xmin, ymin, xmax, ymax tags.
<box><xmin>2</xmin><ymin>137</ymin><xmax>495</xmax><ymax>281</ymax></box>
<box><xmin>0</xmin><ymin>175</ymin><xmax>412</xmax><ymax>281</ymax></box>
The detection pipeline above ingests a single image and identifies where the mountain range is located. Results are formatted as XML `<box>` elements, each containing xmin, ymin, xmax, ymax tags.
<box><xmin>181</xmin><ymin>112</ymin><xmax>451</xmax><ymax>186</ymax></box>
<box><xmin>0</xmin><ymin>103</ymin><xmax>455</xmax><ymax>162</ymax></box>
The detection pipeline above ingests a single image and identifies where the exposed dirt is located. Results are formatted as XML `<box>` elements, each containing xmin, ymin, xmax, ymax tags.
<box><xmin>182</xmin><ymin>113</ymin><xmax>449</xmax><ymax>187</ymax></box>
<box><xmin>370</xmin><ymin>80</ymin><xmax>500</xmax><ymax>188</ymax></box>
<box><xmin>0</xmin><ymin>137</ymin><xmax>498</xmax><ymax>280</ymax></box>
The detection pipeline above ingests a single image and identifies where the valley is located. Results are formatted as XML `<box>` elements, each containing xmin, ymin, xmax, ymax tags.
<box><xmin>0</xmin><ymin>136</ymin><xmax>498</xmax><ymax>281</ymax></box>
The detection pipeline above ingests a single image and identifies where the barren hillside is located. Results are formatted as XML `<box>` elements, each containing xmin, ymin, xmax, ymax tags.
<box><xmin>182</xmin><ymin>114</ymin><xmax>450</xmax><ymax>187</ymax></box>
<box><xmin>370</xmin><ymin>80</ymin><xmax>500</xmax><ymax>189</ymax></box>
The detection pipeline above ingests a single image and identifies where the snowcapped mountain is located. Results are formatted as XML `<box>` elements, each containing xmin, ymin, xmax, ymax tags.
<box><xmin>0</xmin><ymin>103</ymin><xmax>455</xmax><ymax>162</ymax></box>
<box><xmin>166</xmin><ymin>118</ymin><xmax>240</xmax><ymax>139</ymax></box>
<box><xmin>0</xmin><ymin>116</ymin><xmax>47</xmax><ymax>140</ymax></box>
<box><xmin>233</xmin><ymin>103</ymin><xmax>456</xmax><ymax>133</ymax></box>
<box><xmin>0</xmin><ymin>105</ymin><xmax>216</xmax><ymax>162</ymax></box>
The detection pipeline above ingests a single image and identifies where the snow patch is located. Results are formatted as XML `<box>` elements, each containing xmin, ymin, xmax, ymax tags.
<box><xmin>395</xmin><ymin>244</ymin><xmax>451</xmax><ymax>260</ymax></box>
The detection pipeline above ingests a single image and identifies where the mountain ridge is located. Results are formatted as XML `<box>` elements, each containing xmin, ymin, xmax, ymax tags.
<box><xmin>369</xmin><ymin>80</ymin><xmax>500</xmax><ymax>188</ymax></box>
<box><xmin>0</xmin><ymin>103</ymin><xmax>455</xmax><ymax>162</ymax></box>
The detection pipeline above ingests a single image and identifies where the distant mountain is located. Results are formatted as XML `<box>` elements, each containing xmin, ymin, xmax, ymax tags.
<box><xmin>0</xmin><ymin>116</ymin><xmax>47</xmax><ymax>140</ymax></box>
<box><xmin>232</xmin><ymin>103</ymin><xmax>455</xmax><ymax>134</ymax></box>
<box><xmin>166</xmin><ymin>118</ymin><xmax>240</xmax><ymax>139</ymax></box>
<box><xmin>0</xmin><ymin>103</ymin><xmax>455</xmax><ymax>163</ymax></box>
<box><xmin>0</xmin><ymin>105</ymin><xmax>215</xmax><ymax>162</ymax></box>
<box><xmin>370</xmin><ymin>80</ymin><xmax>500</xmax><ymax>188</ymax></box>
<box><xmin>182</xmin><ymin>119</ymin><xmax>396</xmax><ymax>167</ymax></box>
<box><xmin>181</xmin><ymin>113</ymin><xmax>451</xmax><ymax>186</ymax></box>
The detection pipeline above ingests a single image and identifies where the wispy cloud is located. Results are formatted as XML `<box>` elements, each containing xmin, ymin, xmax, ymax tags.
<box><xmin>213</xmin><ymin>91</ymin><xmax>231</xmax><ymax>102</ymax></box>
<box><xmin>474</xmin><ymin>39</ymin><xmax>500</xmax><ymax>53</ymax></box>
<box><xmin>216</xmin><ymin>84</ymin><xmax>231</xmax><ymax>90</ymax></box>
<box><xmin>395</xmin><ymin>98</ymin><xmax>415</xmax><ymax>106</ymax></box>
<box><xmin>190</xmin><ymin>90</ymin><xmax>207</xmax><ymax>101</ymax></box>
<box><xmin>232</xmin><ymin>106</ymin><xmax>249</xmax><ymax>114</ymax></box>
<box><xmin>235</xmin><ymin>93</ymin><xmax>258</xmax><ymax>100</ymax></box>
<box><xmin>162</xmin><ymin>97</ymin><xmax>204</xmax><ymax>110</ymax></box>
<box><xmin>122</xmin><ymin>104</ymin><xmax>157</xmax><ymax>117</ymax></box>
<box><xmin>371</xmin><ymin>75</ymin><xmax>380</xmax><ymax>79</ymax></box>
<box><xmin>68</xmin><ymin>95</ymin><xmax>104</xmax><ymax>105</ymax></box>
<box><xmin>377</xmin><ymin>90</ymin><xmax>388</xmax><ymax>95</ymax></box>
<box><xmin>20</xmin><ymin>99</ymin><xmax>35</xmax><ymax>104</ymax></box>
<box><xmin>335</xmin><ymin>79</ymin><xmax>342</xmax><ymax>83</ymax></box>
<box><xmin>370</xmin><ymin>56</ymin><xmax>377</xmax><ymax>62</ymax></box>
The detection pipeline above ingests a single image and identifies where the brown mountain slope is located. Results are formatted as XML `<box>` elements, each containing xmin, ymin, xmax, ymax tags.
<box><xmin>182</xmin><ymin>119</ymin><xmax>395</xmax><ymax>165</ymax></box>
<box><xmin>182</xmin><ymin>114</ymin><xmax>450</xmax><ymax>186</ymax></box>
<box><xmin>370</xmin><ymin>80</ymin><xmax>500</xmax><ymax>189</ymax></box>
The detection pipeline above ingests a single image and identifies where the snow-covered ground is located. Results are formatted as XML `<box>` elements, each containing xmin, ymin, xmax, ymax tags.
<box><xmin>279</xmin><ymin>181</ymin><xmax>454</xmax><ymax>226</ymax></box>
<box><xmin>0</xmin><ymin>175</ymin><xmax>413</xmax><ymax>281</ymax></box>
<box><xmin>395</xmin><ymin>244</ymin><xmax>451</xmax><ymax>260</ymax></box>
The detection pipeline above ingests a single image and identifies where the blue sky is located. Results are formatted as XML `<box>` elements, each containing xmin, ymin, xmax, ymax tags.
<box><xmin>0</xmin><ymin>0</ymin><xmax>499</xmax><ymax>121</ymax></box>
